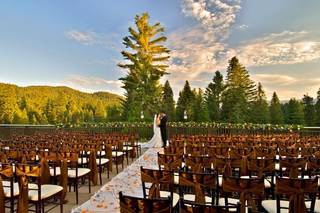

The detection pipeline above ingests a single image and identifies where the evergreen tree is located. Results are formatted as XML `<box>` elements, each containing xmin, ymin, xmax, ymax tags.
<box><xmin>204</xmin><ymin>71</ymin><xmax>224</xmax><ymax>121</ymax></box>
<box><xmin>161</xmin><ymin>80</ymin><xmax>175</xmax><ymax>121</ymax></box>
<box><xmin>287</xmin><ymin>98</ymin><xmax>305</xmax><ymax>125</ymax></box>
<box><xmin>176</xmin><ymin>81</ymin><xmax>195</xmax><ymax>121</ymax></box>
<box><xmin>269</xmin><ymin>92</ymin><xmax>284</xmax><ymax>124</ymax></box>
<box><xmin>119</xmin><ymin>13</ymin><xmax>170</xmax><ymax>121</ymax></box>
<box><xmin>19</xmin><ymin>96</ymin><xmax>27</xmax><ymax>110</ymax></box>
<box><xmin>221</xmin><ymin>57</ymin><xmax>256</xmax><ymax>123</ymax></box>
<box><xmin>193</xmin><ymin>89</ymin><xmax>209</xmax><ymax>122</ymax></box>
<box><xmin>281</xmin><ymin>103</ymin><xmax>289</xmax><ymax>124</ymax></box>
<box><xmin>28</xmin><ymin>113</ymin><xmax>37</xmax><ymax>124</ymax></box>
<box><xmin>249</xmin><ymin>83</ymin><xmax>269</xmax><ymax>123</ymax></box>
<box><xmin>107</xmin><ymin>105</ymin><xmax>123</xmax><ymax>122</ymax></box>
<box><xmin>0</xmin><ymin>84</ymin><xmax>18</xmax><ymax>123</ymax></box>
<box><xmin>13</xmin><ymin>109</ymin><xmax>29</xmax><ymax>124</ymax></box>
<box><xmin>83</xmin><ymin>109</ymin><xmax>94</xmax><ymax>123</ymax></box>
<box><xmin>302</xmin><ymin>94</ymin><xmax>316</xmax><ymax>126</ymax></box>
<box><xmin>94</xmin><ymin>101</ymin><xmax>106</xmax><ymax>122</ymax></box>
<box><xmin>316</xmin><ymin>88</ymin><xmax>320</xmax><ymax>126</ymax></box>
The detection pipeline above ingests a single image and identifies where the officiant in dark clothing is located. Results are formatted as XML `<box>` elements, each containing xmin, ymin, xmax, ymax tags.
<box><xmin>159</xmin><ymin>112</ymin><xmax>168</xmax><ymax>147</ymax></box>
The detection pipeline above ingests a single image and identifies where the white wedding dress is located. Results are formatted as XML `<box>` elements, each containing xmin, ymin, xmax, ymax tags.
<box><xmin>141</xmin><ymin>114</ymin><xmax>163</xmax><ymax>148</ymax></box>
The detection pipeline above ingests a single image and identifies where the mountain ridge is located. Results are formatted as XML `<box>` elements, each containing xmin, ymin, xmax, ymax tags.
<box><xmin>0</xmin><ymin>82</ymin><xmax>123</xmax><ymax>124</ymax></box>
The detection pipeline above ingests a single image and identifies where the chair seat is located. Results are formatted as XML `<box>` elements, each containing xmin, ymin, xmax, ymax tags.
<box><xmin>96</xmin><ymin>158</ymin><xmax>109</xmax><ymax>165</ymax></box>
<box><xmin>28</xmin><ymin>184</ymin><xmax>63</xmax><ymax>201</ymax></box>
<box><xmin>97</xmin><ymin>151</ymin><xmax>106</xmax><ymax>156</ymax></box>
<box><xmin>81</xmin><ymin>151</ymin><xmax>90</xmax><ymax>155</ymax></box>
<box><xmin>160</xmin><ymin>191</ymin><xmax>179</xmax><ymax>207</ymax></box>
<box><xmin>174</xmin><ymin>173</ymin><xmax>179</xmax><ymax>185</ymax></box>
<box><xmin>217</xmin><ymin>198</ymin><xmax>239</xmax><ymax>211</ymax></box>
<box><xmin>49</xmin><ymin>167</ymin><xmax>61</xmax><ymax>176</ymax></box>
<box><xmin>184</xmin><ymin>194</ymin><xmax>213</xmax><ymax>203</ymax></box>
<box><xmin>2</xmin><ymin>181</ymin><xmax>19</xmax><ymax>197</ymax></box>
<box><xmin>262</xmin><ymin>200</ymin><xmax>289</xmax><ymax>213</ymax></box>
<box><xmin>218</xmin><ymin>175</ymin><xmax>222</xmax><ymax>186</ymax></box>
<box><xmin>124</xmin><ymin>146</ymin><xmax>133</xmax><ymax>151</ymax></box>
<box><xmin>275</xmin><ymin>164</ymin><xmax>288</xmax><ymax>171</ymax></box>
<box><xmin>112</xmin><ymin>151</ymin><xmax>125</xmax><ymax>157</ymax></box>
<box><xmin>240</xmin><ymin>176</ymin><xmax>274</xmax><ymax>188</ymax></box>
<box><xmin>68</xmin><ymin>168</ymin><xmax>91</xmax><ymax>178</ymax></box>
<box><xmin>306</xmin><ymin>199</ymin><xmax>320</xmax><ymax>213</ymax></box>
<box><xmin>78</xmin><ymin>158</ymin><xmax>88</xmax><ymax>164</ymax></box>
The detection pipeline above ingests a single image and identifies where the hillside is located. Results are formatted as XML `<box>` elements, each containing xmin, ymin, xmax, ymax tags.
<box><xmin>0</xmin><ymin>83</ymin><xmax>123</xmax><ymax>124</ymax></box>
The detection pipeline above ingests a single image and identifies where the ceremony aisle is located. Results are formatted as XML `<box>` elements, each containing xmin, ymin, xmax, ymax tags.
<box><xmin>71</xmin><ymin>147</ymin><xmax>163</xmax><ymax>213</ymax></box>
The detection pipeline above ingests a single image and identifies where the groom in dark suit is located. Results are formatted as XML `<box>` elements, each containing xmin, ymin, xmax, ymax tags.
<box><xmin>159</xmin><ymin>112</ymin><xmax>168</xmax><ymax>147</ymax></box>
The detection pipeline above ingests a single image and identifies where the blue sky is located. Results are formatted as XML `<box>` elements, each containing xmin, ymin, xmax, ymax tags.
<box><xmin>0</xmin><ymin>0</ymin><xmax>320</xmax><ymax>100</ymax></box>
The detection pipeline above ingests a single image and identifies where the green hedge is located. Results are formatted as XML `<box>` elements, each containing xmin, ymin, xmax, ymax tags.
<box><xmin>58</xmin><ymin>122</ymin><xmax>303</xmax><ymax>141</ymax></box>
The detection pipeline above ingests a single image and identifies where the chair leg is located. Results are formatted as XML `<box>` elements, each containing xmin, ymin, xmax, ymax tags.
<box><xmin>75</xmin><ymin>179</ymin><xmax>79</xmax><ymax>204</ymax></box>
<box><xmin>122</xmin><ymin>156</ymin><xmax>124</xmax><ymax>170</ymax></box>
<box><xmin>126</xmin><ymin>152</ymin><xmax>129</xmax><ymax>165</ymax></box>
<box><xmin>36</xmin><ymin>202</ymin><xmax>40</xmax><ymax>213</ymax></box>
<box><xmin>42</xmin><ymin>201</ymin><xmax>45</xmax><ymax>213</ymax></box>
<box><xmin>10</xmin><ymin>197</ymin><xmax>14</xmax><ymax>213</ymax></box>
<box><xmin>88</xmin><ymin>174</ymin><xmax>91</xmax><ymax>193</ymax></box>
<box><xmin>60</xmin><ymin>192</ymin><xmax>64</xmax><ymax>213</ymax></box>
<box><xmin>99</xmin><ymin>167</ymin><xmax>102</xmax><ymax>185</ymax></box>
<box><xmin>116</xmin><ymin>158</ymin><xmax>119</xmax><ymax>174</ymax></box>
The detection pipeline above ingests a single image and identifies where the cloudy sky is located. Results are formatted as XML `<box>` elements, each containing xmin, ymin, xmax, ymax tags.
<box><xmin>1</xmin><ymin>0</ymin><xmax>320</xmax><ymax>100</ymax></box>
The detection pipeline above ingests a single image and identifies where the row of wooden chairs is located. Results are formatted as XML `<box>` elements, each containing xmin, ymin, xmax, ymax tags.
<box><xmin>119</xmin><ymin>167</ymin><xmax>319</xmax><ymax>212</ymax></box>
<box><xmin>0</xmin><ymin>132</ymin><xmax>143</xmax><ymax>212</ymax></box>
<box><xmin>170</xmin><ymin>134</ymin><xmax>320</xmax><ymax>148</ymax></box>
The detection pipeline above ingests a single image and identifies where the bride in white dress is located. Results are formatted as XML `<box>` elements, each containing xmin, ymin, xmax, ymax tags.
<box><xmin>141</xmin><ymin>114</ymin><xmax>163</xmax><ymax>148</ymax></box>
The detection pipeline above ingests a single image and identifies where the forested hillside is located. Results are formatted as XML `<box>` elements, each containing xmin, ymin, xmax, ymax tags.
<box><xmin>0</xmin><ymin>83</ymin><xmax>122</xmax><ymax>124</ymax></box>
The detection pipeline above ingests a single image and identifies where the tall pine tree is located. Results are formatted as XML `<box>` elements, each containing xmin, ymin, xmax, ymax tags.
<box><xmin>221</xmin><ymin>57</ymin><xmax>256</xmax><ymax>123</ymax></box>
<box><xmin>249</xmin><ymin>83</ymin><xmax>269</xmax><ymax>123</ymax></box>
<box><xmin>287</xmin><ymin>98</ymin><xmax>305</xmax><ymax>125</ymax></box>
<box><xmin>176</xmin><ymin>81</ymin><xmax>195</xmax><ymax>121</ymax></box>
<box><xmin>161</xmin><ymin>80</ymin><xmax>175</xmax><ymax>121</ymax></box>
<box><xmin>204</xmin><ymin>71</ymin><xmax>224</xmax><ymax>121</ymax></box>
<box><xmin>302</xmin><ymin>94</ymin><xmax>316</xmax><ymax>126</ymax></box>
<box><xmin>269</xmin><ymin>92</ymin><xmax>284</xmax><ymax>124</ymax></box>
<box><xmin>316</xmin><ymin>88</ymin><xmax>320</xmax><ymax>126</ymax></box>
<box><xmin>193</xmin><ymin>89</ymin><xmax>209</xmax><ymax>122</ymax></box>
<box><xmin>119</xmin><ymin>13</ymin><xmax>170</xmax><ymax>121</ymax></box>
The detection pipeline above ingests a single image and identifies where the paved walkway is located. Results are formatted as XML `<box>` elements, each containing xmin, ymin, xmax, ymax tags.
<box><xmin>50</xmin><ymin>149</ymin><xmax>147</xmax><ymax>213</ymax></box>
<box><xmin>71</xmin><ymin>147</ymin><xmax>162</xmax><ymax>213</ymax></box>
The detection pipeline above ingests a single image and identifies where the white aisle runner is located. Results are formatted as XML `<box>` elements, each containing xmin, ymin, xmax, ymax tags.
<box><xmin>72</xmin><ymin>147</ymin><xmax>163</xmax><ymax>213</ymax></box>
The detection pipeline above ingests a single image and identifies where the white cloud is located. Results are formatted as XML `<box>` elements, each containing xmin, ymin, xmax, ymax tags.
<box><xmin>65</xmin><ymin>30</ymin><xmax>96</xmax><ymax>45</ymax></box>
<box><xmin>237</xmin><ymin>31</ymin><xmax>320</xmax><ymax>66</ymax></box>
<box><xmin>170</xmin><ymin>0</ymin><xmax>242</xmax><ymax>73</ymax></box>
<box><xmin>166</xmin><ymin>0</ymin><xmax>242</xmax><ymax>94</ymax></box>
<box><xmin>181</xmin><ymin>0</ymin><xmax>241</xmax><ymax>38</ymax></box>
<box><xmin>65</xmin><ymin>30</ymin><xmax>121</xmax><ymax>51</ymax></box>
<box><xmin>238</xmin><ymin>24</ymin><xmax>248</xmax><ymax>30</ymax></box>
<box><xmin>251</xmin><ymin>74</ymin><xmax>297</xmax><ymax>86</ymax></box>
<box><xmin>249</xmin><ymin>73</ymin><xmax>320</xmax><ymax>100</ymax></box>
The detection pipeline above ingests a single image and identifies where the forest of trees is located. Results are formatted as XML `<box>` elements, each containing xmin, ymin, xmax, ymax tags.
<box><xmin>0</xmin><ymin>83</ymin><xmax>122</xmax><ymax>125</ymax></box>
<box><xmin>166</xmin><ymin>57</ymin><xmax>320</xmax><ymax>126</ymax></box>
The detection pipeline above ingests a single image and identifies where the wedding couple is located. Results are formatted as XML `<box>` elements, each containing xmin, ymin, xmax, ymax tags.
<box><xmin>143</xmin><ymin>112</ymin><xmax>168</xmax><ymax>148</ymax></box>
